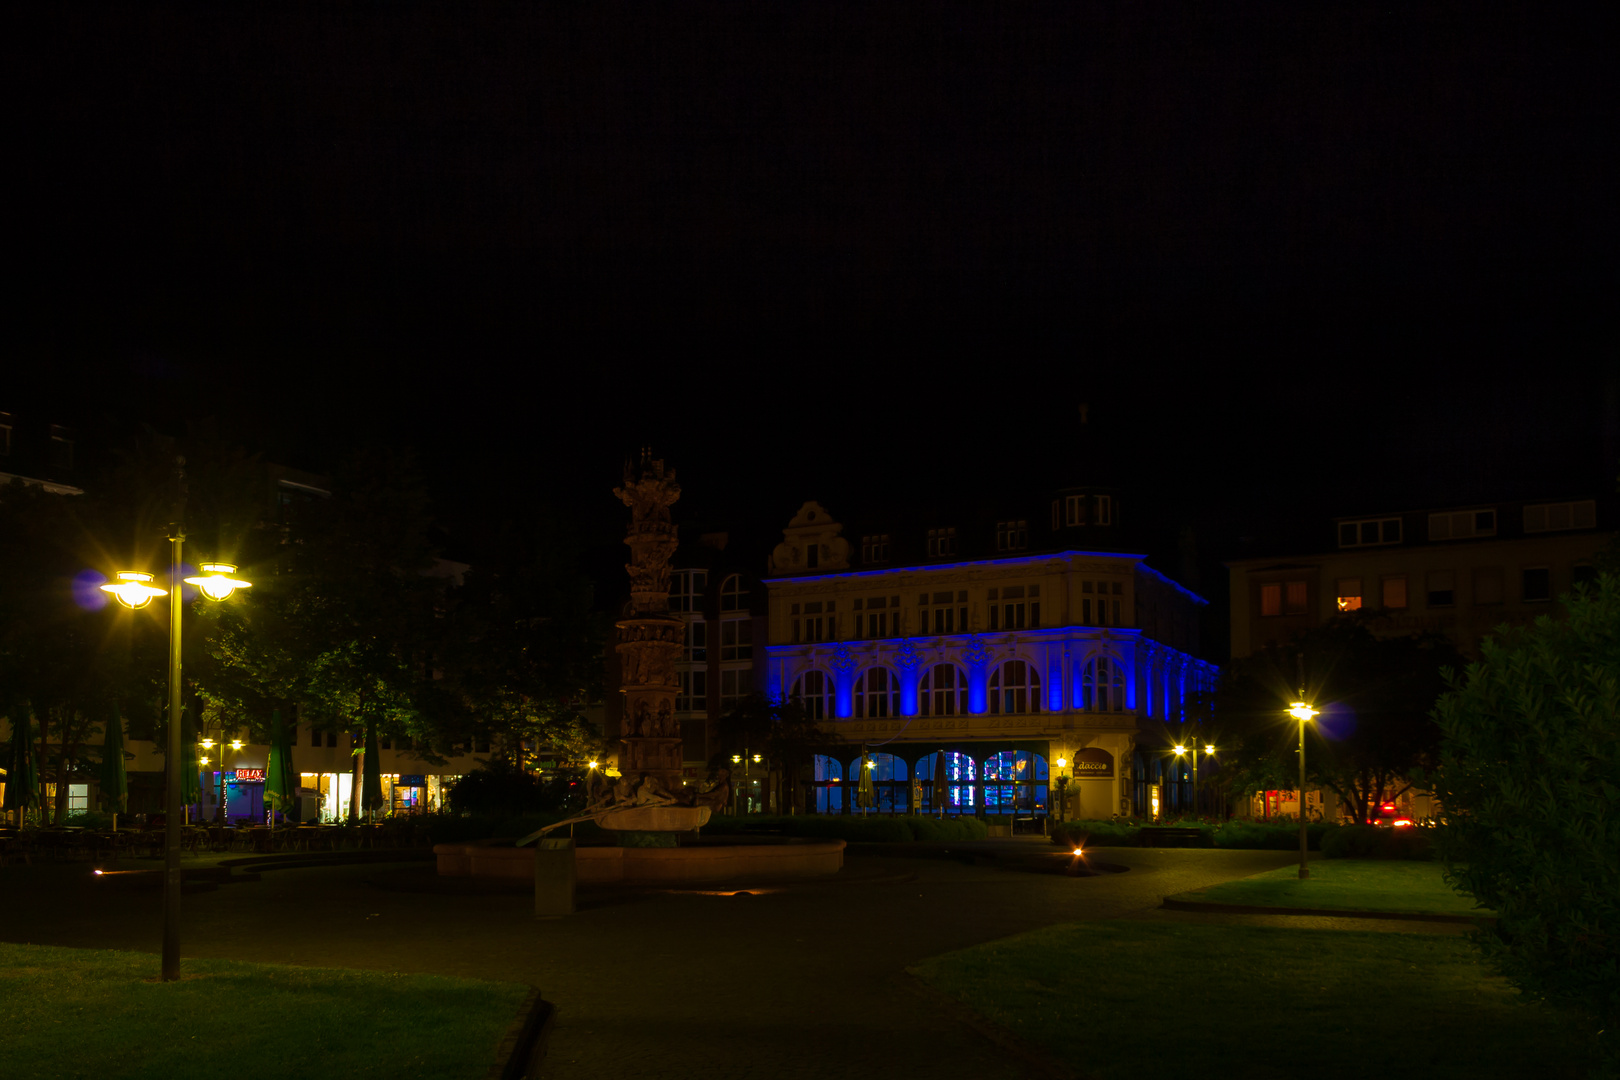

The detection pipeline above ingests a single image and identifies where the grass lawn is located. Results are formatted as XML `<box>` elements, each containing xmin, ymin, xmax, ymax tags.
<box><xmin>910</xmin><ymin>921</ymin><xmax>1598</xmax><ymax>1080</ymax></box>
<box><xmin>0</xmin><ymin>943</ymin><xmax>529</xmax><ymax>1080</ymax></box>
<box><xmin>1176</xmin><ymin>860</ymin><xmax>1490</xmax><ymax>916</ymax></box>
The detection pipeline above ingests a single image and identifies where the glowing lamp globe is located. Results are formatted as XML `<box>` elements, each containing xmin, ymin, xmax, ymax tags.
<box><xmin>1056</xmin><ymin>757</ymin><xmax>1067</xmax><ymax>769</ymax></box>
<box><xmin>1173</xmin><ymin>745</ymin><xmax>1187</xmax><ymax>755</ymax></box>
<box><xmin>1205</xmin><ymin>744</ymin><xmax>1217</xmax><ymax>755</ymax></box>
<box><xmin>101</xmin><ymin>571</ymin><xmax>168</xmax><ymax>610</ymax></box>
<box><xmin>184</xmin><ymin>563</ymin><xmax>252</xmax><ymax>601</ymax></box>
<box><xmin>1288</xmin><ymin>702</ymin><xmax>1318</xmax><ymax>723</ymax></box>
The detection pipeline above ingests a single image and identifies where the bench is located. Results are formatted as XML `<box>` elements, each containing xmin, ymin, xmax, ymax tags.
<box><xmin>1135</xmin><ymin>826</ymin><xmax>1210</xmax><ymax>848</ymax></box>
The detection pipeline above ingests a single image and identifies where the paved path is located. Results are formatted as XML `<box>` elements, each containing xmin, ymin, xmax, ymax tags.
<box><xmin>2</xmin><ymin>843</ymin><xmax>1344</xmax><ymax>1077</ymax></box>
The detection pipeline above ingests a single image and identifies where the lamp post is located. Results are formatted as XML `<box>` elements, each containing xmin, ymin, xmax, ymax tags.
<box><xmin>1054</xmin><ymin>756</ymin><xmax>1070</xmax><ymax>825</ymax></box>
<box><xmin>1287</xmin><ymin>701</ymin><xmax>1317</xmax><ymax>879</ymax></box>
<box><xmin>102</xmin><ymin>549</ymin><xmax>250</xmax><ymax>982</ymax></box>
<box><xmin>730</xmin><ymin>752</ymin><xmax>761</xmax><ymax>814</ymax></box>
<box><xmin>1201</xmin><ymin>743</ymin><xmax>1217</xmax><ymax>819</ymax></box>
<box><xmin>1172</xmin><ymin>745</ymin><xmax>1187</xmax><ymax>817</ymax></box>
<box><xmin>198</xmin><ymin>730</ymin><xmax>245</xmax><ymax>830</ymax></box>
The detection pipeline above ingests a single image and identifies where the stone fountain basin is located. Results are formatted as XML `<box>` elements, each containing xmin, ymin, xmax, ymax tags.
<box><xmin>434</xmin><ymin>835</ymin><xmax>845</xmax><ymax>886</ymax></box>
<box><xmin>594</xmin><ymin>805</ymin><xmax>711</xmax><ymax>832</ymax></box>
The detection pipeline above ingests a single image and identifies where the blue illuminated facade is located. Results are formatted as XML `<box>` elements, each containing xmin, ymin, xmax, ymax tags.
<box><xmin>764</xmin><ymin>502</ymin><xmax>1215</xmax><ymax>820</ymax></box>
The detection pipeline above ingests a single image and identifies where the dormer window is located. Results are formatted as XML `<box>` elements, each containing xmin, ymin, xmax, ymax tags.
<box><xmin>861</xmin><ymin>534</ymin><xmax>891</xmax><ymax>564</ymax></box>
<box><xmin>1064</xmin><ymin>495</ymin><xmax>1086</xmax><ymax>526</ymax></box>
<box><xmin>926</xmin><ymin>527</ymin><xmax>957</xmax><ymax>558</ymax></box>
<box><xmin>995</xmin><ymin>520</ymin><xmax>1028</xmax><ymax>551</ymax></box>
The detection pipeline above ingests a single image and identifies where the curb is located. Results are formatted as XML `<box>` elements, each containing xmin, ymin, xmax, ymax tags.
<box><xmin>1162</xmin><ymin>897</ymin><xmax>1495</xmax><ymax>925</ymax></box>
<box><xmin>900</xmin><ymin>972</ymin><xmax>1083</xmax><ymax>1080</ymax></box>
<box><xmin>487</xmin><ymin>985</ymin><xmax>555</xmax><ymax>1080</ymax></box>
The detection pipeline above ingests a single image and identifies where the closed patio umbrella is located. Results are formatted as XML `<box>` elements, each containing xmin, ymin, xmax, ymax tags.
<box><xmin>856</xmin><ymin>745</ymin><xmax>875</xmax><ymax>815</ymax></box>
<box><xmin>264</xmin><ymin>708</ymin><xmax>297</xmax><ymax>823</ymax></box>
<box><xmin>4</xmin><ymin>708</ymin><xmax>42</xmax><ymax>824</ymax></box>
<box><xmin>99</xmin><ymin>703</ymin><xmax>128</xmax><ymax>829</ymax></box>
<box><xmin>932</xmin><ymin>747</ymin><xmax>949</xmax><ymax>817</ymax></box>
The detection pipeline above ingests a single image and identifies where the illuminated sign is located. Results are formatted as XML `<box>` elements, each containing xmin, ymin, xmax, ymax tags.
<box><xmin>230</xmin><ymin>768</ymin><xmax>266</xmax><ymax>782</ymax></box>
<box><xmin>1071</xmin><ymin>748</ymin><xmax>1114</xmax><ymax>779</ymax></box>
<box><xmin>398</xmin><ymin>774</ymin><xmax>426</xmax><ymax>786</ymax></box>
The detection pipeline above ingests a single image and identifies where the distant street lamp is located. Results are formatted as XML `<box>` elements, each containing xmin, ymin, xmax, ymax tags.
<box><xmin>1287</xmin><ymin>701</ymin><xmax>1318</xmax><ymax>879</ymax></box>
<box><xmin>102</xmin><ymin>530</ymin><xmax>251</xmax><ymax>982</ymax></box>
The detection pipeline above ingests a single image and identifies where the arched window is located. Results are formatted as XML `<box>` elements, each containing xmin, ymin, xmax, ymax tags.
<box><xmin>915</xmin><ymin>751</ymin><xmax>977</xmax><ymax>813</ymax></box>
<box><xmin>791</xmin><ymin>670</ymin><xmax>834</xmax><ymax>721</ymax></box>
<box><xmin>853</xmin><ymin>752</ymin><xmax>910</xmax><ymax>812</ymax></box>
<box><xmin>854</xmin><ymin>667</ymin><xmax>899</xmax><ymax>718</ymax></box>
<box><xmin>920</xmin><ymin>664</ymin><xmax>967</xmax><ymax>716</ymax></box>
<box><xmin>1080</xmin><ymin>655</ymin><xmax>1125</xmax><ymax>712</ymax></box>
<box><xmin>981</xmin><ymin>751</ymin><xmax>1049</xmax><ymax>813</ymax></box>
<box><xmin>988</xmin><ymin>660</ymin><xmax>1041</xmax><ymax>715</ymax></box>
<box><xmin>720</xmin><ymin>574</ymin><xmax>748</xmax><ymax>612</ymax></box>
<box><xmin>812</xmin><ymin>753</ymin><xmax>843</xmax><ymax>813</ymax></box>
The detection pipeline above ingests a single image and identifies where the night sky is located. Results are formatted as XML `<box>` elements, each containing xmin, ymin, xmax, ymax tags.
<box><xmin>9</xmin><ymin>4</ymin><xmax>1616</xmax><ymax>592</ymax></box>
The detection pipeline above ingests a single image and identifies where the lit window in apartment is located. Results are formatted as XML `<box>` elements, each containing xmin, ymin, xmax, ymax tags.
<box><xmin>720</xmin><ymin>575</ymin><xmax>748</xmax><ymax>611</ymax></box>
<box><xmin>1473</xmin><ymin>566</ymin><xmax>1504</xmax><ymax>605</ymax></box>
<box><xmin>926</xmin><ymin>527</ymin><xmax>957</xmax><ymax>557</ymax></box>
<box><xmin>1335</xmin><ymin>579</ymin><xmax>1362</xmax><ymax>612</ymax></box>
<box><xmin>720</xmin><ymin>618</ymin><xmax>751</xmax><ymax>660</ymax></box>
<box><xmin>1429</xmin><ymin>510</ymin><xmax>1496</xmax><ymax>541</ymax></box>
<box><xmin>861</xmin><ymin>534</ymin><xmax>891</xmax><ymax>564</ymax></box>
<box><xmin>1522</xmin><ymin>567</ymin><xmax>1551</xmax><ymax>602</ymax></box>
<box><xmin>1426</xmin><ymin>570</ymin><xmax>1456</xmax><ymax>607</ymax></box>
<box><xmin>1524</xmin><ymin>500</ymin><xmax>1597</xmax><ymax>533</ymax></box>
<box><xmin>1284</xmin><ymin>581</ymin><xmax>1307</xmax><ymax>615</ymax></box>
<box><xmin>1338</xmin><ymin>517</ymin><xmax>1402</xmax><ymax>548</ymax></box>
<box><xmin>1064</xmin><ymin>494</ymin><xmax>1086</xmax><ymax>527</ymax></box>
<box><xmin>1261</xmin><ymin>583</ymin><xmax>1282</xmax><ymax>617</ymax></box>
<box><xmin>1382</xmin><ymin>576</ymin><xmax>1408</xmax><ymax>609</ymax></box>
<box><xmin>995</xmin><ymin>520</ymin><xmax>1028</xmax><ymax>551</ymax></box>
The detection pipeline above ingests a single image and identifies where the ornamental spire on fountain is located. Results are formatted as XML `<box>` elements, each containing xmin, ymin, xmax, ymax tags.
<box><xmin>612</xmin><ymin>449</ymin><xmax>686</xmax><ymax>790</ymax></box>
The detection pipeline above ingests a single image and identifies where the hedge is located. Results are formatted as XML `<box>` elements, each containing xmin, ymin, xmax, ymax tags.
<box><xmin>1320</xmin><ymin>823</ymin><xmax>1434</xmax><ymax>860</ymax></box>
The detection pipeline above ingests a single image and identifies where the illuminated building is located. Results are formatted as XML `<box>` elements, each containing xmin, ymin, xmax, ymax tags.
<box><xmin>763</xmin><ymin>498</ymin><xmax>1214</xmax><ymax>823</ymax></box>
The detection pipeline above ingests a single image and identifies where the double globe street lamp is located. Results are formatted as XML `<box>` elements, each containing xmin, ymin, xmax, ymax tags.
<box><xmin>102</xmin><ymin>540</ymin><xmax>250</xmax><ymax>982</ymax></box>
<box><xmin>1287</xmin><ymin>701</ymin><xmax>1318</xmax><ymax>879</ymax></box>
<box><xmin>1171</xmin><ymin>742</ymin><xmax>1218</xmax><ymax>820</ymax></box>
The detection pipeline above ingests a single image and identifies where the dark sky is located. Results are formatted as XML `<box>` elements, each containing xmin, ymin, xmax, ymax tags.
<box><xmin>9</xmin><ymin>3</ymin><xmax>1616</xmax><ymax>578</ymax></box>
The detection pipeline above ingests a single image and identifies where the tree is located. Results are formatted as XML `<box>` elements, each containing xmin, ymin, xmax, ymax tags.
<box><xmin>1427</xmin><ymin>572</ymin><xmax>1619</xmax><ymax>1056</ymax></box>
<box><xmin>1217</xmin><ymin>618</ymin><xmax>1464</xmax><ymax>823</ymax></box>
<box><xmin>713</xmin><ymin>693</ymin><xmax>835</xmax><ymax>814</ymax></box>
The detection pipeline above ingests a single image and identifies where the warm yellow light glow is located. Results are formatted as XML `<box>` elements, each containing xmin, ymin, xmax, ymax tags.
<box><xmin>731</xmin><ymin>755</ymin><xmax>741</xmax><ymax>763</ymax></box>
<box><xmin>230</xmin><ymin>740</ymin><xmax>243</xmax><ymax>750</ymax></box>
<box><xmin>1056</xmin><ymin>757</ymin><xmax>1068</xmax><ymax>768</ymax></box>
<box><xmin>199</xmin><ymin>757</ymin><xmax>209</xmax><ymax>766</ymax></box>
<box><xmin>1173</xmin><ymin>745</ymin><xmax>1187</xmax><ymax>755</ymax></box>
<box><xmin>1288</xmin><ymin>702</ymin><xmax>1318</xmax><ymax>723</ymax></box>
<box><xmin>1073</xmin><ymin>847</ymin><xmax>1083</xmax><ymax>856</ymax></box>
<box><xmin>587</xmin><ymin>760</ymin><xmax>599</xmax><ymax>770</ymax></box>
<box><xmin>1205</xmin><ymin>744</ymin><xmax>1217</xmax><ymax>755</ymax></box>
<box><xmin>752</xmin><ymin>754</ymin><xmax>762</xmax><ymax>764</ymax></box>
<box><xmin>100</xmin><ymin>571</ymin><xmax>167</xmax><ymax>610</ymax></box>
<box><xmin>200</xmin><ymin>738</ymin><xmax>216</xmax><ymax>749</ymax></box>
<box><xmin>184</xmin><ymin>563</ymin><xmax>252</xmax><ymax>602</ymax></box>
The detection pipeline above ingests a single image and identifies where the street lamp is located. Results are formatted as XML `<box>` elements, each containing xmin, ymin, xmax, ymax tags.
<box><xmin>1054</xmin><ymin>757</ymin><xmax>1070</xmax><ymax>825</ymax></box>
<box><xmin>103</xmin><ymin>529</ymin><xmax>251</xmax><ymax>982</ymax></box>
<box><xmin>1287</xmin><ymin>701</ymin><xmax>1317</xmax><ymax>879</ymax></box>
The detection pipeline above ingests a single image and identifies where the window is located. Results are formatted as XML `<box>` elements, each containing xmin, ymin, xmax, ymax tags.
<box><xmin>812</xmin><ymin>754</ymin><xmax>844</xmax><ymax>813</ymax></box>
<box><xmin>1064</xmin><ymin>494</ymin><xmax>1086</xmax><ymax>527</ymax></box>
<box><xmin>926</xmin><ymin>527</ymin><xmax>957</xmax><ymax>557</ymax></box>
<box><xmin>918</xmin><ymin>591</ymin><xmax>967</xmax><ymax>636</ymax></box>
<box><xmin>69</xmin><ymin>784</ymin><xmax>89</xmax><ymax>812</ymax></box>
<box><xmin>1426</xmin><ymin>570</ymin><xmax>1456</xmax><ymax>607</ymax></box>
<box><xmin>310</xmin><ymin>726</ymin><xmax>322</xmax><ymax>747</ymax></box>
<box><xmin>1335</xmin><ymin>579</ymin><xmax>1363</xmax><ymax>612</ymax></box>
<box><xmin>856</xmin><ymin>753</ymin><xmax>911</xmax><ymax>812</ymax></box>
<box><xmin>1382</xmin><ymin>576</ymin><xmax>1408</xmax><ymax>609</ymax></box>
<box><xmin>854</xmin><ymin>668</ymin><xmax>898</xmax><ymax>718</ymax></box>
<box><xmin>1522</xmin><ymin>567</ymin><xmax>1551</xmax><ymax>602</ymax></box>
<box><xmin>995</xmin><ymin>520</ymin><xmax>1028</xmax><ymax>551</ymax></box>
<box><xmin>796</xmin><ymin>601</ymin><xmax>827</xmax><ymax>643</ymax></box>
<box><xmin>1473</xmin><ymin>566</ymin><xmax>1504</xmax><ymax>605</ymax></box>
<box><xmin>1096</xmin><ymin>495</ymin><xmax>1112</xmax><ymax>526</ymax></box>
<box><xmin>1338</xmin><ymin>517</ymin><xmax>1402</xmax><ymax>548</ymax></box>
<box><xmin>1524</xmin><ymin>500</ymin><xmax>1597</xmax><ymax>533</ymax></box>
<box><xmin>720</xmin><ymin>575</ymin><xmax>748</xmax><ymax>612</ymax></box>
<box><xmin>720</xmin><ymin>618</ymin><xmax>751</xmax><ymax>660</ymax></box>
<box><xmin>719</xmin><ymin>669</ymin><xmax>751</xmax><ymax>711</ymax></box>
<box><xmin>1573</xmin><ymin>563</ymin><xmax>1598</xmax><ymax>590</ymax></box>
<box><xmin>989</xmin><ymin>660</ymin><xmax>1041</xmax><ymax>715</ymax></box>
<box><xmin>669</xmin><ymin>570</ymin><xmax>707</xmax><ymax>612</ymax></box>
<box><xmin>806</xmin><ymin>543</ymin><xmax>819</xmax><ymax>569</ymax></box>
<box><xmin>861</xmin><ymin>596</ymin><xmax>891</xmax><ymax>638</ymax></box>
<box><xmin>916</xmin><ymin>751</ymin><xmax>977</xmax><ymax>814</ymax></box>
<box><xmin>48</xmin><ymin>425</ymin><xmax>74</xmax><ymax>470</ymax></box>
<box><xmin>677</xmin><ymin>669</ymin><xmax>708</xmax><ymax>712</ymax></box>
<box><xmin>919</xmin><ymin>664</ymin><xmax>966</xmax><ymax>716</ymax></box>
<box><xmin>1260</xmin><ymin>583</ymin><xmax>1281</xmax><ymax>617</ymax></box>
<box><xmin>988</xmin><ymin>585</ymin><xmax>1040</xmax><ymax>630</ymax></box>
<box><xmin>861</xmin><ymin>535</ymin><xmax>891</xmax><ymax>564</ymax></box>
<box><xmin>1080</xmin><ymin>656</ymin><xmax>1125</xmax><ymax>712</ymax></box>
<box><xmin>1284</xmin><ymin>581</ymin><xmax>1307</xmax><ymax>615</ymax></box>
<box><xmin>791</xmin><ymin>670</ymin><xmax>833</xmax><ymax>720</ymax></box>
<box><xmin>1429</xmin><ymin>509</ymin><xmax>1496</xmax><ymax>541</ymax></box>
<box><xmin>1261</xmin><ymin>581</ymin><xmax>1306</xmax><ymax>616</ymax></box>
<box><xmin>981</xmin><ymin>751</ymin><xmax>1049</xmax><ymax>813</ymax></box>
<box><xmin>684</xmin><ymin>619</ymin><xmax>708</xmax><ymax>660</ymax></box>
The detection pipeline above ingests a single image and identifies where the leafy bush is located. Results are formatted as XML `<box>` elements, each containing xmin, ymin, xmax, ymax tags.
<box><xmin>445</xmin><ymin>762</ymin><xmax>587</xmax><ymax>817</ymax></box>
<box><xmin>1212</xmin><ymin>821</ymin><xmax>1329</xmax><ymax>850</ymax></box>
<box><xmin>1051</xmin><ymin>820</ymin><xmax>1138</xmax><ymax>848</ymax></box>
<box><xmin>1428</xmin><ymin>571</ymin><xmax>1620</xmax><ymax>1049</ymax></box>
<box><xmin>62</xmin><ymin>811</ymin><xmax>114</xmax><ymax>830</ymax></box>
<box><xmin>1320</xmin><ymin>823</ymin><xmax>1433</xmax><ymax>860</ymax></box>
<box><xmin>908</xmin><ymin>816</ymin><xmax>989</xmax><ymax>842</ymax></box>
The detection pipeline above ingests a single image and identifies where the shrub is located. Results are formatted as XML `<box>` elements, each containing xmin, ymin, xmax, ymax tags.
<box><xmin>1320</xmin><ymin>823</ymin><xmax>1433</xmax><ymax>860</ymax></box>
<box><xmin>62</xmin><ymin>811</ymin><xmax>114</xmax><ymax>830</ymax></box>
<box><xmin>1051</xmin><ymin>820</ymin><xmax>1138</xmax><ymax>848</ymax></box>
<box><xmin>909</xmin><ymin>816</ymin><xmax>989</xmax><ymax>842</ymax></box>
<box><xmin>1211</xmin><ymin>821</ymin><xmax>1329</xmax><ymax>850</ymax></box>
<box><xmin>1428</xmin><ymin>571</ymin><xmax>1620</xmax><ymax>1046</ymax></box>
